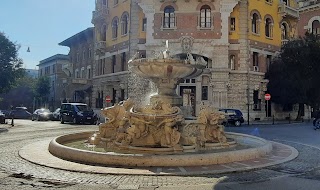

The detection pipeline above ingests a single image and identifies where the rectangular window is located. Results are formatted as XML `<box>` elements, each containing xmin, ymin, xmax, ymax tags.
<box><xmin>114</xmin><ymin>0</ymin><xmax>118</xmax><ymax>6</ymax></box>
<box><xmin>201</xmin><ymin>86</ymin><xmax>208</xmax><ymax>100</ymax></box>
<box><xmin>253</xmin><ymin>52</ymin><xmax>259</xmax><ymax>66</ymax></box>
<box><xmin>120</xmin><ymin>89</ymin><xmax>125</xmax><ymax>101</ymax></box>
<box><xmin>52</xmin><ymin>65</ymin><xmax>55</xmax><ymax>74</ymax></box>
<box><xmin>230</xmin><ymin>17</ymin><xmax>236</xmax><ymax>31</ymax></box>
<box><xmin>266</xmin><ymin>55</ymin><xmax>272</xmax><ymax>71</ymax></box>
<box><xmin>121</xmin><ymin>52</ymin><xmax>126</xmax><ymax>71</ymax></box>
<box><xmin>87</xmin><ymin>68</ymin><xmax>91</xmax><ymax>79</ymax></box>
<box><xmin>142</xmin><ymin>18</ymin><xmax>147</xmax><ymax>31</ymax></box>
<box><xmin>253</xmin><ymin>90</ymin><xmax>261</xmax><ymax>110</ymax></box>
<box><xmin>191</xmin><ymin>79</ymin><xmax>196</xmax><ymax>83</ymax></box>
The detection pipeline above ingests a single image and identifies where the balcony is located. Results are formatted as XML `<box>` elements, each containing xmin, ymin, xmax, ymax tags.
<box><xmin>72</xmin><ymin>78</ymin><xmax>88</xmax><ymax>85</ymax></box>
<box><xmin>95</xmin><ymin>41</ymin><xmax>107</xmax><ymax>55</ymax></box>
<box><xmin>62</xmin><ymin>63</ymin><xmax>73</xmax><ymax>76</ymax></box>
<box><xmin>91</xmin><ymin>5</ymin><xmax>109</xmax><ymax>24</ymax></box>
<box><xmin>278</xmin><ymin>3</ymin><xmax>299</xmax><ymax>19</ymax></box>
<box><xmin>281</xmin><ymin>39</ymin><xmax>289</xmax><ymax>46</ymax></box>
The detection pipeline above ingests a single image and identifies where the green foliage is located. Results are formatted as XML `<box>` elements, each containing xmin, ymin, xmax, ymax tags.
<box><xmin>0</xmin><ymin>74</ymin><xmax>37</xmax><ymax>110</ymax></box>
<box><xmin>35</xmin><ymin>76</ymin><xmax>50</xmax><ymax>101</ymax></box>
<box><xmin>0</xmin><ymin>32</ymin><xmax>25</xmax><ymax>94</ymax></box>
<box><xmin>266</xmin><ymin>33</ymin><xmax>320</xmax><ymax>109</ymax></box>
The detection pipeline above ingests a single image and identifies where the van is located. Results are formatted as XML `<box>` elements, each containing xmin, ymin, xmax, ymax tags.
<box><xmin>60</xmin><ymin>103</ymin><xmax>97</xmax><ymax>125</ymax></box>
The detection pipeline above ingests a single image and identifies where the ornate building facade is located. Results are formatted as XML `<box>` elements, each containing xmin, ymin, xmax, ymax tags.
<box><xmin>91</xmin><ymin>0</ymin><xmax>309</xmax><ymax>121</ymax></box>
<box><xmin>59</xmin><ymin>27</ymin><xmax>95</xmax><ymax>107</ymax></box>
<box><xmin>298</xmin><ymin>0</ymin><xmax>320</xmax><ymax>37</ymax></box>
<box><xmin>38</xmin><ymin>54</ymin><xmax>70</xmax><ymax>110</ymax></box>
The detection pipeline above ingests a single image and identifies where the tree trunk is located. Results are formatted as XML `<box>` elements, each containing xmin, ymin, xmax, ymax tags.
<box><xmin>295</xmin><ymin>103</ymin><xmax>304</xmax><ymax>121</ymax></box>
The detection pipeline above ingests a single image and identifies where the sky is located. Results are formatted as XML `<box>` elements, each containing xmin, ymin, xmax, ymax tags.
<box><xmin>0</xmin><ymin>0</ymin><xmax>95</xmax><ymax>69</ymax></box>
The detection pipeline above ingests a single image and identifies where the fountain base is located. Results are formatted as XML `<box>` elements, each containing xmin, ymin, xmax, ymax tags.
<box><xmin>48</xmin><ymin>131</ymin><xmax>272</xmax><ymax>167</ymax></box>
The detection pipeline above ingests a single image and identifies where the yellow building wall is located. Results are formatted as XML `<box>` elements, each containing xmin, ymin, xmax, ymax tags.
<box><xmin>229</xmin><ymin>4</ymin><xmax>240</xmax><ymax>40</ymax></box>
<box><xmin>248</xmin><ymin>0</ymin><xmax>282</xmax><ymax>46</ymax></box>
<box><xmin>107</xmin><ymin>1</ymin><xmax>131</xmax><ymax>46</ymax></box>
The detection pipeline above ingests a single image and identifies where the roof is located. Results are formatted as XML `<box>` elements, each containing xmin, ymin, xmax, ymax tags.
<box><xmin>38</xmin><ymin>54</ymin><xmax>69</xmax><ymax>66</ymax></box>
<box><xmin>59</xmin><ymin>27</ymin><xmax>94</xmax><ymax>47</ymax></box>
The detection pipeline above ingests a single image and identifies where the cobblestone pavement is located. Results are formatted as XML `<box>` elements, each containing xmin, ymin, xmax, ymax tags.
<box><xmin>0</xmin><ymin>120</ymin><xmax>320</xmax><ymax>189</ymax></box>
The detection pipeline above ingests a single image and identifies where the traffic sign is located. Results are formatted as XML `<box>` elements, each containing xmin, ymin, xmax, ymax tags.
<box><xmin>265</xmin><ymin>93</ymin><xmax>271</xmax><ymax>101</ymax></box>
<box><xmin>105</xmin><ymin>95</ymin><xmax>111</xmax><ymax>103</ymax></box>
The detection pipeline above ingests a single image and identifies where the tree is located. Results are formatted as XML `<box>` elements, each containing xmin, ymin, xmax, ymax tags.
<box><xmin>35</xmin><ymin>76</ymin><xmax>50</xmax><ymax>107</ymax></box>
<box><xmin>0</xmin><ymin>73</ymin><xmax>37</xmax><ymax>110</ymax></box>
<box><xmin>0</xmin><ymin>32</ymin><xmax>25</xmax><ymax>94</ymax></box>
<box><xmin>266</xmin><ymin>33</ymin><xmax>320</xmax><ymax>120</ymax></box>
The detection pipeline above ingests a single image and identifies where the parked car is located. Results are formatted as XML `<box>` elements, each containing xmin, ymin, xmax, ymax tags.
<box><xmin>0</xmin><ymin>111</ymin><xmax>6</xmax><ymax>124</ymax></box>
<box><xmin>0</xmin><ymin>110</ymin><xmax>10</xmax><ymax>119</ymax></box>
<box><xmin>32</xmin><ymin>108</ymin><xmax>53</xmax><ymax>121</ymax></box>
<box><xmin>10</xmin><ymin>107</ymin><xmax>32</xmax><ymax>119</ymax></box>
<box><xmin>60</xmin><ymin>103</ymin><xmax>97</xmax><ymax>125</ymax></box>
<box><xmin>312</xmin><ymin>110</ymin><xmax>320</xmax><ymax>130</ymax></box>
<box><xmin>219</xmin><ymin>108</ymin><xmax>244</xmax><ymax>127</ymax></box>
<box><xmin>51</xmin><ymin>108</ymin><xmax>61</xmax><ymax>121</ymax></box>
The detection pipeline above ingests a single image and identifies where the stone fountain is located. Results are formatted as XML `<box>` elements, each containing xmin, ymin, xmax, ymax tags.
<box><xmin>48</xmin><ymin>41</ymin><xmax>273</xmax><ymax>167</ymax></box>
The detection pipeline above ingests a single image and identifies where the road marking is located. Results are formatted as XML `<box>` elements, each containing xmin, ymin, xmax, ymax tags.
<box><xmin>234</xmin><ymin>162</ymin><xmax>251</xmax><ymax>167</ymax></box>
<box><xmin>179</xmin><ymin>167</ymin><xmax>187</xmax><ymax>173</ymax></box>
<box><xmin>221</xmin><ymin>164</ymin><xmax>234</xmax><ymax>169</ymax></box>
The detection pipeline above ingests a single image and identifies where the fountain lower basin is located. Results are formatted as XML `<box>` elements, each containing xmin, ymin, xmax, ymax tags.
<box><xmin>48</xmin><ymin>131</ymin><xmax>272</xmax><ymax>167</ymax></box>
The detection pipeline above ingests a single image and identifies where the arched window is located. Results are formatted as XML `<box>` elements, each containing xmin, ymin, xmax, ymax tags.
<box><xmin>163</xmin><ymin>6</ymin><xmax>175</xmax><ymax>28</ymax></box>
<box><xmin>252</xmin><ymin>13</ymin><xmax>260</xmax><ymax>34</ymax></box>
<box><xmin>112</xmin><ymin>17</ymin><xmax>118</xmax><ymax>38</ymax></box>
<box><xmin>265</xmin><ymin>17</ymin><xmax>273</xmax><ymax>38</ymax></box>
<box><xmin>281</xmin><ymin>23</ymin><xmax>288</xmax><ymax>40</ymax></box>
<box><xmin>312</xmin><ymin>20</ymin><xmax>320</xmax><ymax>35</ymax></box>
<box><xmin>121</xmin><ymin>13</ymin><xmax>128</xmax><ymax>35</ymax></box>
<box><xmin>101</xmin><ymin>24</ymin><xmax>107</xmax><ymax>41</ymax></box>
<box><xmin>200</xmin><ymin>5</ymin><xmax>211</xmax><ymax>28</ymax></box>
<box><xmin>229</xmin><ymin>55</ymin><xmax>235</xmax><ymax>70</ymax></box>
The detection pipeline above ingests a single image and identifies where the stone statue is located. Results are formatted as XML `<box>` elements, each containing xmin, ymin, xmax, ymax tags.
<box><xmin>99</xmin><ymin>98</ymin><xmax>134</xmax><ymax>139</ymax></box>
<box><xmin>197</xmin><ymin>108</ymin><xmax>227</xmax><ymax>144</ymax></box>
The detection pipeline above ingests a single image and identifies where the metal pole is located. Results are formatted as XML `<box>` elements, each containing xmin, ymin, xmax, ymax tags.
<box><xmin>266</xmin><ymin>100</ymin><xmax>269</xmax><ymax>118</ymax></box>
<box><xmin>247</xmin><ymin>88</ymin><xmax>250</xmax><ymax>125</ymax></box>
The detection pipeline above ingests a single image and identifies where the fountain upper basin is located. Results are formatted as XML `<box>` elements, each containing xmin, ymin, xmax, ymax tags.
<box><xmin>129</xmin><ymin>58</ymin><xmax>205</xmax><ymax>80</ymax></box>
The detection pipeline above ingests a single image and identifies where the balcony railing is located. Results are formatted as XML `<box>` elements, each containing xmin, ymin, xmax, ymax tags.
<box><xmin>72</xmin><ymin>78</ymin><xmax>88</xmax><ymax>85</ymax></box>
<box><xmin>281</xmin><ymin>39</ymin><xmax>289</xmax><ymax>46</ymax></box>
<box><xmin>91</xmin><ymin>5</ymin><xmax>109</xmax><ymax>24</ymax></box>
<box><xmin>278</xmin><ymin>3</ymin><xmax>299</xmax><ymax>19</ymax></box>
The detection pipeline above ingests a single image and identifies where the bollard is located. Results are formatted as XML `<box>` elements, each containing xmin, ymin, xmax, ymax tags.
<box><xmin>11</xmin><ymin>116</ymin><xmax>14</xmax><ymax>127</ymax></box>
<box><xmin>272</xmin><ymin>115</ymin><xmax>275</xmax><ymax>125</ymax></box>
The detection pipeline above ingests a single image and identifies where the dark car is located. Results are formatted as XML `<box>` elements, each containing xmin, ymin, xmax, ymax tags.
<box><xmin>32</xmin><ymin>108</ymin><xmax>53</xmax><ymax>121</ymax></box>
<box><xmin>10</xmin><ymin>107</ymin><xmax>32</xmax><ymax>119</ymax></box>
<box><xmin>0</xmin><ymin>111</ymin><xmax>6</xmax><ymax>124</ymax></box>
<box><xmin>51</xmin><ymin>108</ymin><xmax>61</xmax><ymax>121</ymax></box>
<box><xmin>312</xmin><ymin>110</ymin><xmax>320</xmax><ymax>130</ymax></box>
<box><xmin>0</xmin><ymin>110</ymin><xmax>10</xmax><ymax>119</ymax></box>
<box><xmin>219</xmin><ymin>108</ymin><xmax>244</xmax><ymax>127</ymax></box>
<box><xmin>60</xmin><ymin>103</ymin><xmax>97</xmax><ymax>125</ymax></box>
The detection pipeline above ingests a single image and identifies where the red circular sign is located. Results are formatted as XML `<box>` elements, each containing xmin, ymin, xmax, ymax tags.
<box><xmin>105</xmin><ymin>95</ymin><xmax>111</xmax><ymax>103</ymax></box>
<box><xmin>265</xmin><ymin>94</ymin><xmax>271</xmax><ymax>101</ymax></box>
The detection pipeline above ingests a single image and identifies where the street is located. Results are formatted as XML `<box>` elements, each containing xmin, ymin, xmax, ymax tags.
<box><xmin>1</xmin><ymin>120</ymin><xmax>320</xmax><ymax>190</ymax></box>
